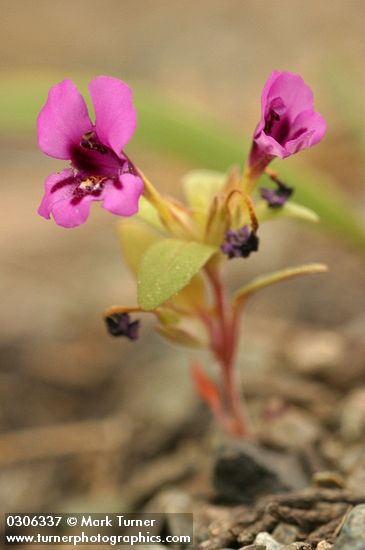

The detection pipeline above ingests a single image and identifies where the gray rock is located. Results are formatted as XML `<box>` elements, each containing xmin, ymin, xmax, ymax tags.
<box><xmin>258</xmin><ymin>406</ymin><xmax>322</xmax><ymax>450</ymax></box>
<box><xmin>347</xmin><ymin>456</ymin><xmax>365</xmax><ymax>495</ymax></box>
<box><xmin>213</xmin><ymin>440</ymin><xmax>307</xmax><ymax>503</ymax></box>
<box><xmin>285</xmin><ymin>330</ymin><xmax>346</xmax><ymax>376</ymax></box>
<box><xmin>333</xmin><ymin>504</ymin><xmax>365</xmax><ymax>549</ymax></box>
<box><xmin>272</xmin><ymin>522</ymin><xmax>300</xmax><ymax>544</ymax></box>
<box><xmin>340</xmin><ymin>388</ymin><xmax>365</xmax><ymax>443</ymax></box>
<box><xmin>254</xmin><ymin>532</ymin><xmax>283</xmax><ymax>549</ymax></box>
<box><xmin>282</xmin><ymin>543</ymin><xmax>312</xmax><ymax>550</ymax></box>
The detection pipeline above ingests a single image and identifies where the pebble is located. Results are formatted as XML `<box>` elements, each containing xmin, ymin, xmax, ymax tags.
<box><xmin>272</xmin><ymin>522</ymin><xmax>300</xmax><ymax>544</ymax></box>
<box><xmin>316</xmin><ymin>541</ymin><xmax>333</xmax><ymax>550</ymax></box>
<box><xmin>333</xmin><ymin>504</ymin><xmax>365</xmax><ymax>549</ymax></box>
<box><xmin>259</xmin><ymin>406</ymin><xmax>322</xmax><ymax>450</ymax></box>
<box><xmin>348</xmin><ymin>466</ymin><xmax>365</xmax><ymax>495</ymax></box>
<box><xmin>312</xmin><ymin>470</ymin><xmax>346</xmax><ymax>489</ymax></box>
<box><xmin>285</xmin><ymin>330</ymin><xmax>346</xmax><ymax>376</ymax></box>
<box><xmin>340</xmin><ymin>388</ymin><xmax>365</xmax><ymax>443</ymax></box>
<box><xmin>254</xmin><ymin>532</ymin><xmax>283</xmax><ymax>549</ymax></box>
<box><xmin>213</xmin><ymin>440</ymin><xmax>307</xmax><ymax>503</ymax></box>
<box><xmin>282</xmin><ymin>544</ymin><xmax>312</xmax><ymax>550</ymax></box>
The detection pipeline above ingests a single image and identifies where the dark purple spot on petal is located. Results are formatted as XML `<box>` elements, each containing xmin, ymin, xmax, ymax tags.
<box><xmin>70</xmin><ymin>196</ymin><xmax>83</xmax><ymax>206</ymax></box>
<box><xmin>289</xmin><ymin>127</ymin><xmax>307</xmax><ymax>141</ymax></box>
<box><xmin>113</xmin><ymin>179</ymin><xmax>123</xmax><ymax>190</ymax></box>
<box><xmin>272</xmin><ymin>117</ymin><xmax>290</xmax><ymax>144</ymax></box>
<box><xmin>264</xmin><ymin>109</ymin><xmax>281</xmax><ymax>135</ymax></box>
<box><xmin>50</xmin><ymin>175</ymin><xmax>77</xmax><ymax>194</ymax></box>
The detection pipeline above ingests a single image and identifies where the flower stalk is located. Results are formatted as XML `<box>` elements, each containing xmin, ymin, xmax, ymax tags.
<box><xmin>37</xmin><ymin>71</ymin><xmax>328</xmax><ymax>438</ymax></box>
<box><xmin>205</xmin><ymin>265</ymin><xmax>250</xmax><ymax>436</ymax></box>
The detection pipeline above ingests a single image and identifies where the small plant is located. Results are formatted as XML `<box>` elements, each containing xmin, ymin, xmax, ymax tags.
<box><xmin>37</xmin><ymin>71</ymin><xmax>327</xmax><ymax>437</ymax></box>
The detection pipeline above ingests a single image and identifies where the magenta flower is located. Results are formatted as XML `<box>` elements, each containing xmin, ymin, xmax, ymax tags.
<box><xmin>249</xmin><ymin>71</ymin><xmax>326</xmax><ymax>173</ymax></box>
<box><xmin>37</xmin><ymin>77</ymin><xmax>144</xmax><ymax>228</ymax></box>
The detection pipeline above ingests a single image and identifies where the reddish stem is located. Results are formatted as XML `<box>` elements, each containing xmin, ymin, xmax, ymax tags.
<box><xmin>205</xmin><ymin>265</ymin><xmax>251</xmax><ymax>437</ymax></box>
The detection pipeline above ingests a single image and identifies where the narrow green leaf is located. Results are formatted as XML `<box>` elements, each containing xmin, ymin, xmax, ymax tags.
<box><xmin>255</xmin><ymin>200</ymin><xmax>319</xmax><ymax>223</ymax></box>
<box><xmin>233</xmin><ymin>263</ymin><xmax>328</xmax><ymax>310</ymax></box>
<box><xmin>138</xmin><ymin>239</ymin><xmax>216</xmax><ymax>310</ymax></box>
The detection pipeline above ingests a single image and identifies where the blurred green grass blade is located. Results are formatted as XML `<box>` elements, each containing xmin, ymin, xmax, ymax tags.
<box><xmin>134</xmin><ymin>88</ymin><xmax>246</xmax><ymax>169</ymax></box>
<box><xmin>324</xmin><ymin>61</ymin><xmax>365</xmax><ymax>164</ymax></box>
<box><xmin>1</xmin><ymin>70</ymin><xmax>364</xmax><ymax>251</ymax></box>
<box><xmin>274</xmin><ymin>162</ymin><xmax>365</xmax><ymax>251</ymax></box>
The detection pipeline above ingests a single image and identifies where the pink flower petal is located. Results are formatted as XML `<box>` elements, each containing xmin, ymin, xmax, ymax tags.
<box><xmin>285</xmin><ymin>110</ymin><xmax>327</xmax><ymax>154</ymax></box>
<box><xmin>265</xmin><ymin>71</ymin><xmax>314</xmax><ymax>120</ymax></box>
<box><xmin>37</xmin><ymin>80</ymin><xmax>92</xmax><ymax>160</ymax></box>
<box><xmin>250</xmin><ymin>71</ymin><xmax>326</xmax><ymax>168</ymax></box>
<box><xmin>251</xmin><ymin>132</ymin><xmax>287</xmax><ymax>161</ymax></box>
<box><xmin>89</xmin><ymin>76</ymin><xmax>136</xmax><ymax>157</ymax></box>
<box><xmin>38</xmin><ymin>169</ymin><xmax>93</xmax><ymax>228</ymax></box>
<box><xmin>51</xmin><ymin>197</ymin><xmax>93</xmax><ymax>228</ymax></box>
<box><xmin>259</xmin><ymin>70</ymin><xmax>282</xmax><ymax>124</ymax></box>
<box><xmin>102</xmin><ymin>173</ymin><xmax>144</xmax><ymax>217</ymax></box>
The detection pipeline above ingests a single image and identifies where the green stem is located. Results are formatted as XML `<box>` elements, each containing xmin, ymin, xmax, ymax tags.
<box><xmin>241</xmin><ymin>157</ymin><xmax>271</xmax><ymax>194</ymax></box>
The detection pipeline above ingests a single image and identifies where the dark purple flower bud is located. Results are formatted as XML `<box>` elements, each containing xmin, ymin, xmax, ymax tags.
<box><xmin>221</xmin><ymin>225</ymin><xmax>259</xmax><ymax>259</ymax></box>
<box><xmin>105</xmin><ymin>313</ymin><xmax>140</xmax><ymax>340</ymax></box>
<box><xmin>260</xmin><ymin>179</ymin><xmax>293</xmax><ymax>208</ymax></box>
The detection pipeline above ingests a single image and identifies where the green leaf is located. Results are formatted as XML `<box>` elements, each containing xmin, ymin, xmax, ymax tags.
<box><xmin>137</xmin><ymin>239</ymin><xmax>216</xmax><ymax>310</ymax></box>
<box><xmin>233</xmin><ymin>263</ymin><xmax>328</xmax><ymax>311</ymax></box>
<box><xmin>117</xmin><ymin>219</ymin><xmax>162</xmax><ymax>276</ymax></box>
<box><xmin>183</xmin><ymin>170</ymin><xmax>226</xmax><ymax>211</ymax></box>
<box><xmin>156</xmin><ymin>317</ymin><xmax>209</xmax><ymax>348</ymax></box>
<box><xmin>168</xmin><ymin>273</ymin><xmax>207</xmax><ymax>311</ymax></box>
<box><xmin>255</xmin><ymin>200</ymin><xmax>319</xmax><ymax>223</ymax></box>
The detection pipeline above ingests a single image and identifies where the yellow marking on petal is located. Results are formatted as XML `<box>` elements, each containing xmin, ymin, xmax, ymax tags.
<box><xmin>79</xmin><ymin>176</ymin><xmax>106</xmax><ymax>191</ymax></box>
<box><xmin>79</xmin><ymin>179</ymin><xmax>93</xmax><ymax>189</ymax></box>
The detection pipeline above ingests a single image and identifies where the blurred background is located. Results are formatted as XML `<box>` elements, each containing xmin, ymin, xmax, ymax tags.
<box><xmin>0</xmin><ymin>0</ymin><xmax>365</xmax><ymax>538</ymax></box>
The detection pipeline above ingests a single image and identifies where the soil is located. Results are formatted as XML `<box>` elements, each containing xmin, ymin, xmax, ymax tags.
<box><xmin>0</xmin><ymin>313</ymin><xmax>364</xmax><ymax>550</ymax></box>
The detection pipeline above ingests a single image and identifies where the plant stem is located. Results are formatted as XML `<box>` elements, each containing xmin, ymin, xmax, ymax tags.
<box><xmin>205</xmin><ymin>264</ymin><xmax>251</xmax><ymax>437</ymax></box>
<box><xmin>241</xmin><ymin>156</ymin><xmax>271</xmax><ymax>194</ymax></box>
